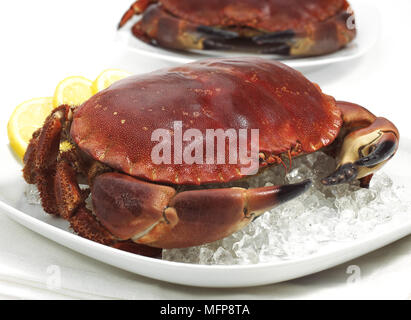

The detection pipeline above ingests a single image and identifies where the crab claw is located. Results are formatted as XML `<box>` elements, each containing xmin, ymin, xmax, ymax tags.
<box><xmin>91</xmin><ymin>173</ymin><xmax>178</xmax><ymax>242</ymax></box>
<box><xmin>245</xmin><ymin>180</ymin><xmax>312</xmax><ymax>216</ymax></box>
<box><xmin>321</xmin><ymin>163</ymin><xmax>358</xmax><ymax>186</ymax></box>
<box><xmin>145</xmin><ymin>180</ymin><xmax>311</xmax><ymax>248</ymax></box>
<box><xmin>322</xmin><ymin>102</ymin><xmax>399</xmax><ymax>187</ymax></box>
<box><xmin>91</xmin><ymin>172</ymin><xmax>311</xmax><ymax>249</ymax></box>
<box><xmin>118</xmin><ymin>0</ymin><xmax>156</xmax><ymax>29</ymax></box>
<box><xmin>144</xmin><ymin>180</ymin><xmax>311</xmax><ymax>248</ymax></box>
<box><xmin>354</xmin><ymin>134</ymin><xmax>398</xmax><ymax>167</ymax></box>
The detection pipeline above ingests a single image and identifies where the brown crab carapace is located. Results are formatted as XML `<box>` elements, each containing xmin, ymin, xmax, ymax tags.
<box><xmin>118</xmin><ymin>0</ymin><xmax>357</xmax><ymax>57</ymax></box>
<box><xmin>23</xmin><ymin>58</ymin><xmax>399</xmax><ymax>256</ymax></box>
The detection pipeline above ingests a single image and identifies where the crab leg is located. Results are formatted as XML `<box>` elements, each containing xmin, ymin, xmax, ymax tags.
<box><xmin>130</xmin><ymin>4</ymin><xmax>240</xmax><ymax>51</ymax></box>
<box><xmin>118</xmin><ymin>0</ymin><xmax>157</xmax><ymax>29</ymax></box>
<box><xmin>23</xmin><ymin>105</ymin><xmax>70</xmax><ymax>215</ymax></box>
<box><xmin>53</xmin><ymin>158</ymin><xmax>116</xmax><ymax>245</ymax></box>
<box><xmin>322</xmin><ymin>101</ymin><xmax>400</xmax><ymax>187</ymax></box>
<box><xmin>23</xmin><ymin>106</ymin><xmax>162</xmax><ymax>258</ymax></box>
<box><xmin>92</xmin><ymin>172</ymin><xmax>311</xmax><ymax>249</ymax></box>
<box><xmin>119</xmin><ymin>1</ymin><xmax>239</xmax><ymax>49</ymax></box>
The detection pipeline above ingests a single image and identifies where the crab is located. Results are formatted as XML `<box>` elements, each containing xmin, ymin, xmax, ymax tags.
<box><xmin>118</xmin><ymin>0</ymin><xmax>357</xmax><ymax>57</ymax></box>
<box><xmin>22</xmin><ymin>58</ymin><xmax>399</xmax><ymax>256</ymax></box>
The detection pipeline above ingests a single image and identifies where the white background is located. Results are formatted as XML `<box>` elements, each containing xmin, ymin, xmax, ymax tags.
<box><xmin>0</xmin><ymin>0</ymin><xmax>410</xmax><ymax>299</ymax></box>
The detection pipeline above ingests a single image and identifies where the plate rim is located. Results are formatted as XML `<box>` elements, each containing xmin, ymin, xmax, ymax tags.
<box><xmin>2</xmin><ymin>196</ymin><xmax>411</xmax><ymax>287</ymax></box>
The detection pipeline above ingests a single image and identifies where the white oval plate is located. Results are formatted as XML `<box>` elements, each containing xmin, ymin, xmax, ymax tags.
<box><xmin>0</xmin><ymin>138</ymin><xmax>410</xmax><ymax>288</ymax></box>
<box><xmin>115</xmin><ymin>1</ymin><xmax>380</xmax><ymax>70</ymax></box>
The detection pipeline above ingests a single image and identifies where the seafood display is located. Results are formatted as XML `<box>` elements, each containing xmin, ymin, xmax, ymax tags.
<box><xmin>21</xmin><ymin>58</ymin><xmax>399</xmax><ymax>256</ymax></box>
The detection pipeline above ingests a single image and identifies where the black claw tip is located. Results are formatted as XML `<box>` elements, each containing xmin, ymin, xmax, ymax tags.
<box><xmin>277</xmin><ymin>179</ymin><xmax>312</xmax><ymax>203</ymax></box>
<box><xmin>355</xmin><ymin>140</ymin><xmax>397</xmax><ymax>167</ymax></box>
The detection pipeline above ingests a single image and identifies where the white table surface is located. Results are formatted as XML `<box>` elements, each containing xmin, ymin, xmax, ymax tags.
<box><xmin>0</xmin><ymin>0</ymin><xmax>410</xmax><ymax>299</ymax></box>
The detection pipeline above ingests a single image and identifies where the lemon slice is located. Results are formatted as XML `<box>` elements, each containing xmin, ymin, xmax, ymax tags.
<box><xmin>7</xmin><ymin>97</ymin><xmax>54</xmax><ymax>159</ymax></box>
<box><xmin>53</xmin><ymin>76</ymin><xmax>93</xmax><ymax>108</ymax></box>
<box><xmin>92</xmin><ymin>69</ymin><xmax>131</xmax><ymax>94</ymax></box>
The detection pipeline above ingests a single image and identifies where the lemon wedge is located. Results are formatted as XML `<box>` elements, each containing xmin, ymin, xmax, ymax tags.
<box><xmin>92</xmin><ymin>69</ymin><xmax>131</xmax><ymax>94</ymax></box>
<box><xmin>8</xmin><ymin>70</ymin><xmax>130</xmax><ymax>159</ymax></box>
<box><xmin>53</xmin><ymin>76</ymin><xmax>93</xmax><ymax>108</ymax></box>
<box><xmin>7</xmin><ymin>97</ymin><xmax>54</xmax><ymax>159</ymax></box>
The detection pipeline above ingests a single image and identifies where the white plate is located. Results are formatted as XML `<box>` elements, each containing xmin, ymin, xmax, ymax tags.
<box><xmin>115</xmin><ymin>1</ymin><xmax>380</xmax><ymax>70</ymax></box>
<box><xmin>0</xmin><ymin>138</ymin><xmax>410</xmax><ymax>288</ymax></box>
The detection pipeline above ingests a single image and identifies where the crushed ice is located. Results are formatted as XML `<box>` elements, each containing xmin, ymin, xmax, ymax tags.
<box><xmin>24</xmin><ymin>184</ymin><xmax>41</xmax><ymax>205</ymax></box>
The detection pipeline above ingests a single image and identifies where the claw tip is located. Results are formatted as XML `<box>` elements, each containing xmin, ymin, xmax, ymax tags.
<box><xmin>277</xmin><ymin>179</ymin><xmax>312</xmax><ymax>203</ymax></box>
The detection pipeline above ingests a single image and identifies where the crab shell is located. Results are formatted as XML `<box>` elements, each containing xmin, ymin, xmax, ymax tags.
<box><xmin>71</xmin><ymin>57</ymin><xmax>342</xmax><ymax>185</ymax></box>
<box><xmin>157</xmin><ymin>0</ymin><xmax>348</xmax><ymax>32</ymax></box>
